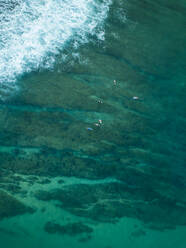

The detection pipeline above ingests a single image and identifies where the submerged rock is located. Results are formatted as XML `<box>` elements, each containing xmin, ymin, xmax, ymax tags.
<box><xmin>131</xmin><ymin>229</ymin><xmax>146</xmax><ymax>237</ymax></box>
<box><xmin>0</xmin><ymin>190</ymin><xmax>34</xmax><ymax>220</ymax></box>
<box><xmin>44</xmin><ymin>221</ymin><xmax>93</xmax><ymax>236</ymax></box>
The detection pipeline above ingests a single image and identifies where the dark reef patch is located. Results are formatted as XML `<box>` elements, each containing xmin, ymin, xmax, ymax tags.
<box><xmin>35</xmin><ymin>182</ymin><xmax>186</xmax><ymax>230</ymax></box>
<box><xmin>44</xmin><ymin>221</ymin><xmax>93</xmax><ymax>236</ymax></box>
<box><xmin>0</xmin><ymin>190</ymin><xmax>34</xmax><ymax>220</ymax></box>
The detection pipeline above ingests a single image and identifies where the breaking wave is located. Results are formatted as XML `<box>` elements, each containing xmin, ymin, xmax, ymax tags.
<box><xmin>0</xmin><ymin>0</ymin><xmax>111</xmax><ymax>98</ymax></box>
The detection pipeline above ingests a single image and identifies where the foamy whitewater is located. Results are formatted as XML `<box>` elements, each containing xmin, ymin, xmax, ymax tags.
<box><xmin>0</xmin><ymin>0</ymin><xmax>111</xmax><ymax>98</ymax></box>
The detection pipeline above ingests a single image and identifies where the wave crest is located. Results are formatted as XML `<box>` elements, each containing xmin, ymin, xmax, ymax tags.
<box><xmin>0</xmin><ymin>0</ymin><xmax>111</xmax><ymax>99</ymax></box>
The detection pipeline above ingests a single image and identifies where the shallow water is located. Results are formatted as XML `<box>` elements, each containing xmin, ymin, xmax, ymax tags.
<box><xmin>0</xmin><ymin>0</ymin><xmax>186</xmax><ymax>247</ymax></box>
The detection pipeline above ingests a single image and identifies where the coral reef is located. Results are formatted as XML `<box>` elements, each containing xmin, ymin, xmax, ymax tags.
<box><xmin>0</xmin><ymin>0</ymin><xmax>185</xmax><ymax>236</ymax></box>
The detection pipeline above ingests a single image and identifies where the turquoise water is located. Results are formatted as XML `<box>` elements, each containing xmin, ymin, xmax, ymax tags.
<box><xmin>0</xmin><ymin>0</ymin><xmax>186</xmax><ymax>247</ymax></box>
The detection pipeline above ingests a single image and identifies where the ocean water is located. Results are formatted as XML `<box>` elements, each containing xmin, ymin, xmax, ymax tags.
<box><xmin>0</xmin><ymin>0</ymin><xmax>186</xmax><ymax>247</ymax></box>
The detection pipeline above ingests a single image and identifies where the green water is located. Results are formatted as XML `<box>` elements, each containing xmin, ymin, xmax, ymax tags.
<box><xmin>0</xmin><ymin>0</ymin><xmax>186</xmax><ymax>247</ymax></box>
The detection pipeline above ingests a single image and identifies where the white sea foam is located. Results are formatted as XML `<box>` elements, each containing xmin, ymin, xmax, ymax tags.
<box><xmin>0</xmin><ymin>0</ymin><xmax>111</xmax><ymax>98</ymax></box>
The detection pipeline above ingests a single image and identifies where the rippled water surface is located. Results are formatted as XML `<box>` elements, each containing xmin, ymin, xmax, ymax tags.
<box><xmin>0</xmin><ymin>0</ymin><xmax>186</xmax><ymax>247</ymax></box>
